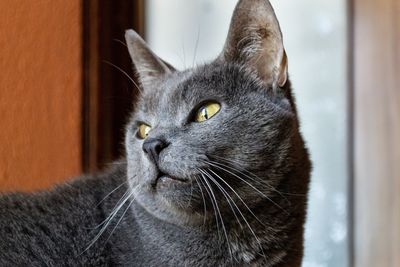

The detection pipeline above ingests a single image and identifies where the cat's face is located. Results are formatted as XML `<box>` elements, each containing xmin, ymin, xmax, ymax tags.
<box><xmin>124</xmin><ymin>0</ymin><xmax>296</xmax><ymax>225</ymax></box>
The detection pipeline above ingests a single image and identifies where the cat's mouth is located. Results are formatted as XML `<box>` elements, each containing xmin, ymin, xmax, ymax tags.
<box><xmin>152</xmin><ymin>171</ymin><xmax>188</xmax><ymax>187</ymax></box>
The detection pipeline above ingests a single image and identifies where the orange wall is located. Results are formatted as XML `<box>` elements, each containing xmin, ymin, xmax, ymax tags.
<box><xmin>0</xmin><ymin>0</ymin><xmax>82</xmax><ymax>191</ymax></box>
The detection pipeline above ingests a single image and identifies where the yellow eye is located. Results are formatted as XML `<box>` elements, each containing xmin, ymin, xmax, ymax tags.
<box><xmin>195</xmin><ymin>102</ymin><xmax>221</xmax><ymax>122</ymax></box>
<box><xmin>137</xmin><ymin>124</ymin><xmax>151</xmax><ymax>139</ymax></box>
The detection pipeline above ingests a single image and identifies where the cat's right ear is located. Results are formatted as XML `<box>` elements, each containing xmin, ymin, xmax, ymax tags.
<box><xmin>219</xmin><ymin>0</ymin><xmax>288</xmax><ymax>90</ymax></box>
<box><xmin>125</xmin><ymin>30</ymin><xmax>175</xmax><ymax>90</ymax></box>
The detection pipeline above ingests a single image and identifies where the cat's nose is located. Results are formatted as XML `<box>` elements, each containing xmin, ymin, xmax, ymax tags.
<box><xmin>142</xmin><ymin>138</ymin><xmax>168</xmax><ymax>165</ymax></box>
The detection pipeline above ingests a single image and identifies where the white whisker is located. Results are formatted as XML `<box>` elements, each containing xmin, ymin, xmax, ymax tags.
<box><xmin>103</xmin><ymin>60</ymin><xmax>143</xmax><ymax>94</ymax></box>
<box><xmin>192</xmin><ymin>26</ymin><xmax>200</xmax><ymax>68</ymax></box>
<box><xmin>205</xmin><ymin>161</ymin><xmax>289</xmax><ymax>215</ymax></box>
<box><xmin>194</xmin><ymin>176</ymin><xmax>207</xmax><ymax>226</ymax></box>
<box><xmin>213</xmin><ymin>156</ymin><xmax>305</xmax><ymax>197</ymax></box>
<box><xmin>203</xmin><ymin>168</ymin><xmax>266</xmax><ymax>259</ymax></box>
<box><xmin>201</xmin><ymin>170</ymin><xmax>243</xmax><ymax>229</ymax></box>
<box><xmin>103</xmin><ymin>187</ymin><xmax>142</xmax><ymax>245</ymax></box>
<box><xmin>197</xmin><ymin>172</ymin><xmax>222</xmax><ymax>242</ymax></box>
<box><xmin>199</xmin><ymin>169</ymin><xmax>234</xmax><ymax>262</ymax></box>
<box><xmin>95</xmin><ymin>178</ymin><xmax>132</xmax><ymax>208</ymax></box>
<box><xmin>81</xmin><ymin>183</ymin><xmax>142</xmax><ymax>254</ymax></box>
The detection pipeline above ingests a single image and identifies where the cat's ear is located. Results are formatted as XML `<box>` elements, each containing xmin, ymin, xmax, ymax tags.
<box><xmin>125</xmin><ymin>29</ymin><xmax>175</xmax><ymax>89</ymax></box>
<box><xmin>219</xmin><ymin>0</ymin><xmax>287</xmax><ymax>89</ymax></box>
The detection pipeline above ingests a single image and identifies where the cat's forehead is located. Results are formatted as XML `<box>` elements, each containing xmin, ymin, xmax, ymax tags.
<box><xmin>140</xmin><ymin>64</ymin><xmax>243</xmax><ymax>101</ymax></box>
<box><xmin>138</xmin><ymin>69</ymin><xmax>194</xmax><ymax>114</ymax></box>
<box><xmin>134</xmin><ymin>63</ymin><xmax>264</xmax><ymax>121</ymax></box>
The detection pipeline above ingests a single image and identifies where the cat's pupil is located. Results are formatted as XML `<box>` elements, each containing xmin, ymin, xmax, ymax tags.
<box><xmin>202</xmin><ymin>108</ymin><xmax>209</xmax><ymax>119</ymax></box>
<box><xmin>195</xmin><ymin>102</ymin><xmax>221</xmax><ymax>122</ymax></box>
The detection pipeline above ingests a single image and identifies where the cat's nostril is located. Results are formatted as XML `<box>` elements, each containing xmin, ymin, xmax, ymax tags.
<box><xmin>142</xmin><ymin>138</ymin><xmax>168</xmax><ymax>164</ymax></box>
<box><xmin>154</xmin><ymin>142</ymin><xmax>164</xmax><ymax>155</ymax></box>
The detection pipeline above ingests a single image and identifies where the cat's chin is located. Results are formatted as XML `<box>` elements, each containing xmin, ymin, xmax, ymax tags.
<box><xmin>131</xmin><ymin>176</ymin><xmax>207</xmax><ymax>226</ymax></box>
<box><xmin>152</xmin><ymin>174</ymin><xmax>189</xmax><ymax>189</ymax></box>
<box><xmin>134</xmin><ymin>191</ymin><xmax>206</xmax><ymax>227</ymax></box>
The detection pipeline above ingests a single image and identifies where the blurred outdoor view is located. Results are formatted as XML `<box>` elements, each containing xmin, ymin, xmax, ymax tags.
<box><xmin>146</xmin><ymin>0</ymin><xmax>349</xmax><ymax>266</ymax></box>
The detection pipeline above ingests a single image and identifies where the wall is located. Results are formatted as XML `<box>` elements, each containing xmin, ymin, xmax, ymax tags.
<box><xmin>354</xmin><ymin>0</ymin><xmax>400</xmax><ymax>265</ymax></box>
<box><xmin>0</xmin><ymin>0</ymin><xmax>82</xmax><ymax>191</ymax></box>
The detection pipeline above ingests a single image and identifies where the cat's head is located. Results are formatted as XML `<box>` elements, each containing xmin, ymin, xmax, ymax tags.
<box><xmin>124</xmin><ymin>0</ymin><xmax>304</xmax><ymax>226</ymax></box>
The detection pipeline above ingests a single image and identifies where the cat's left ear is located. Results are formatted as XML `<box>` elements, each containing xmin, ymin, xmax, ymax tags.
<box><xmin>125</xmin><ymin>29</ymin><xmax>175</xmax><ymax>90</ymax></box>
<box><xmin>219</xmin><ymin>0</ymin><xmax>287</xmax><ymax>89</ymax></box>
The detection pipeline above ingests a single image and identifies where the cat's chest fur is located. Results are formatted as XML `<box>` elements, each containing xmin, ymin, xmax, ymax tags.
<box><xmin>108</xmin><ymin>192</ymin><xmax>290</xmax><ymax>267</ymax></box>
<box><xmin>108</xmin><ymin>196</ymin><xmax>237</xmax><ymax>266</ymax></box>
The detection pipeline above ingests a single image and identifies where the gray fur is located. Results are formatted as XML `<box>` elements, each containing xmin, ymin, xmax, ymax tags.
<box><xmin>0</xmin><ymin>0</ymin><xmax>310</xmax><ymax>266</ymax></box>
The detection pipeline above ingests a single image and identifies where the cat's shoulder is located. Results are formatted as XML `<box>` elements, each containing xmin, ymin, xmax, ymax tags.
<box><xmin>0</xmin><ymin>159</ymin><xmax>127</xmax><ymax>208</ymax></box>
<box><xmin>0</xmin><ymin>160</ymin><xmax>129</xmax><ymax>265</ymax></box>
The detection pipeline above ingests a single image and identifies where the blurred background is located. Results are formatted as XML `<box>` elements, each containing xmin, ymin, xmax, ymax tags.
<box><xmin>0</xmin><ymin>0</ymin><xmax>398</xmax><ymax>266</ymax></box>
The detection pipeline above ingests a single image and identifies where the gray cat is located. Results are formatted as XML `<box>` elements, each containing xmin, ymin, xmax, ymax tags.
<box><xmin>0</xmin><ymin>0</ymin><xmax>310</xmax><ymax>266</ymax></box>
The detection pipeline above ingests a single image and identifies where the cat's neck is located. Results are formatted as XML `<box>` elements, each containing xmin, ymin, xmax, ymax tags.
<box><xmin>129</xmin><ymin>181</ymin><xmax>305</xmax><ymax>266</ymax></box>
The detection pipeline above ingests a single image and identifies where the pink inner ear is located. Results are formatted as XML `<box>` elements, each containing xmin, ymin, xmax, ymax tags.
<box><xmin>277</xmin><ymin>51</ymin><xmax>288</xmax><ymax>87</ymax></box>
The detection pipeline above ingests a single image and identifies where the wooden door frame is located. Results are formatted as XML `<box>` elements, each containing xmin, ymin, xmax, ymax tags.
<box><xmin>82</xmin><ymin>0</ymin><xmax>144</xmax><ymax>172</ymax></box>
<box><xmin>351</xmin><ymin>0</ymin><xmax>400</xmax><ymax>266</ymax></box>
<box><xmin>348</xmin><ymin>0</ymin><xmax>355</xmax><ymax>265</ymax></box>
